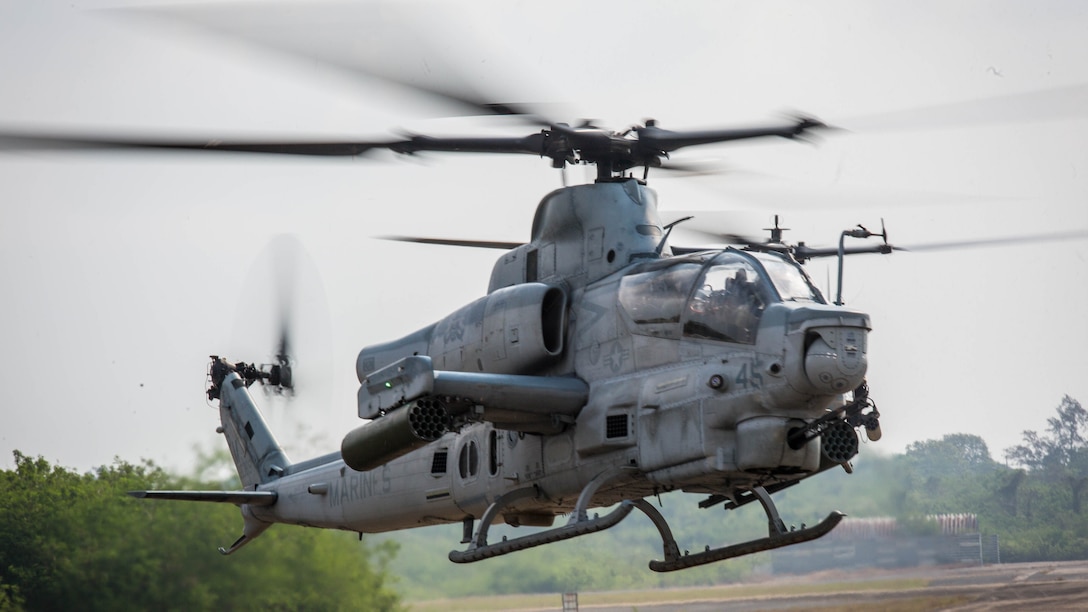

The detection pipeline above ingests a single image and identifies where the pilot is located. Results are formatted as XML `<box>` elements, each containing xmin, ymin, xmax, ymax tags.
<box><xmin>723</xmin><ymin>269</ymin><xmax>759</xmax><ymax>343</ymax></box>
<box><xmin>732</xmin><ymin>268</ymin><xmax>748</xmax><ymax>289</ymax></box>
<box><xmin>723</xmin><ymin>269</ymin><xmax>750</xmax><ymax>307</ymax></box>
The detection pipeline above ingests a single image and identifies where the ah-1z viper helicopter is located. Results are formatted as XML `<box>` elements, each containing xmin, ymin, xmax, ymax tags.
<box><xmin>9</xmin><ymin>1</ymin><xmax>1088</xmax><ymax>577</ymax></box>
<box><xmin>1</xmin><ymin>112</ymin><xmax>891</xmax><ymax>571</ymax></box>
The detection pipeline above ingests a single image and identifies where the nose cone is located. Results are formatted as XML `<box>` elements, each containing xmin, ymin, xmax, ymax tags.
<box><xmin>804</xmin><ymin>327</ymin><xmax>868</xmax><ymax>394</ymax></box>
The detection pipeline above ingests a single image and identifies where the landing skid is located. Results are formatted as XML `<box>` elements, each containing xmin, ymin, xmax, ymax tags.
<box><xmin>650</xmin><ymin>509</ymin><xmax>844</xmax><ymax>572</ymax></box>
<box><xmin>449</xmin><ymin>467</ymin><xmax>655</xmax><ymax>564</ymax></box>
<box><xmin>449</xmin><ymin>469</ymin><xmax>844</xmax><ymax>571</ymax></box>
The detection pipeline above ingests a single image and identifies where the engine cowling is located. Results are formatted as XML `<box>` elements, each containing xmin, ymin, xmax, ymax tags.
<box><xmin>431</xmin><ymin>282</ymin><xmax>567</xmax><ymax>374</ymax></box>
<box><xmin>356</xmin><ymin>282</ymin><xmax>568</xmax><ymax>382</ymax></box>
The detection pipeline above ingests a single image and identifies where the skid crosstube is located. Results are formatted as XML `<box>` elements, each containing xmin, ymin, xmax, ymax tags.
<box><xmin>448</xmin><ymin>468</ymin><xmax>845</xmax><ymax>571</ymax></box>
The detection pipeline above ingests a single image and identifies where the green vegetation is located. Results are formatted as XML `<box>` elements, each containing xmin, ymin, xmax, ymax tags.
<box><xmin>0</xmin><ymin>452</ymin><xmax>401</xmax><ymax>611</ymax></box>
<box><xmin>2</xmin><ymin>397</ymin><xmax>1083</xmax><ymax>607</ymax></box>
<box><xmin>1005</xmin><ymin>395</ymin><xmax>1088</xmax><ymax>514</ymax></box>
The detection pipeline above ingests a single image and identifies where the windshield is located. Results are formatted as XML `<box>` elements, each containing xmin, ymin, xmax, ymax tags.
<box><xmin>616</xmin><ymin>251</ymin><xmax>823</xmax><ymax>344</ymax></box>
<box><xmin>683</xmin><ymin>252</ymin><xmax>774</xmax><ymax>344</ymax></box>
<box><xmin>754</xmin><ymin>253</ymin><xmax>825</xmax><ymax>303</ymax></box>
<box><xmin>618</xmin><ymin>263</ymin><xmax>702</xmax><ymax>324</ymax></box>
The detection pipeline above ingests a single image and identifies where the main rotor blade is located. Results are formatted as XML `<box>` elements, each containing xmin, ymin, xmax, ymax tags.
<box><xmin>654</xmin><ymin>159</ymin><xmax>736</xmax><ymax>177</ymax></box>
<box><xmin>894</xmin><ymin>229</ymin><xmax>1088</xmax><ymax>252</ymax></box>
<box><xmin>381</xmin><ymin>236</ymin><xmax>525</xmax><ymax>250</ymax></box>
<box><xmin>637</xmin><ymin>117</ymin><xmax>827</xmax><ymax>154</ymax></box>
<box><xmin>670</xmin><ymin>227</ymin><xmax>763</xmax><ymax>247</ymax></box>
<box><xmin>119</xmin><ymin>2</ymin><xmax>557</xmax><ymax>125</ymax></box>
<box><xmin>389</xmin><ymin>134</ymin><xmax>546</xmax><ymax>155</ymax></box>
<box><xmin>0</xmin><ymin>130</ymin><xmax>550</xmax><ymax>158</ymax></box>
<box><xmin>0</xmin><ymin>130</ymin><xmax>391</xmax><ymax>156</ymax></box>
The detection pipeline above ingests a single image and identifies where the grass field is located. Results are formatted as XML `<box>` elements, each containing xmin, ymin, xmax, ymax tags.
<box><xmin>406</xmin><ymin>577</ymin><xmax>935</xmax><ymax>611</ymax></box>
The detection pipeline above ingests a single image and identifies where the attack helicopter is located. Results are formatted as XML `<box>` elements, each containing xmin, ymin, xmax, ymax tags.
<box><xmin>5</xmin><ymin>2</ymin><xmax>1088</xmax><ymax>576</ymax></box>
<box><xmin>9</xmin><ymin>98</ymin><xmax>1086</xmax><ymax>569</ymax></box>
<box><xmin>2</xmin><ymin>112</ymin><xmax>893</xmax><ymax>571</ymax></box>
<box><xmin>8</xmin><ymin>93</ymin><xmax>1086</xmax><ymax>572</ymax></box>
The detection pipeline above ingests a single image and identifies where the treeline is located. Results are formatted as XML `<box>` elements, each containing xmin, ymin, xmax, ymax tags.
<box><xmin>895</xmin><ymin>395</ymin><xmax>1088</xmax><ymax>562</ymax></box>
<box><xmin>3</xmin><ymin>397</ymin><xmax>1083</xmax><ymax>606</ymax></box>
<box><xmin>379</xmin><ymin>396</ymin><xmax>1088</xmax><ymax>599</ymax></box>
<box><xmin>0</xmin><ymin>452</ymin><xmax>401</xmax><ymax>611</ymax></box>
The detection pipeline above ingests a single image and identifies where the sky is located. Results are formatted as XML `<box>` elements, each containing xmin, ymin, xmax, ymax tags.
<box><xmin>1</xmin><ymin>0</ymin><xmax>1087</xmax><ymax>474</ymax></box>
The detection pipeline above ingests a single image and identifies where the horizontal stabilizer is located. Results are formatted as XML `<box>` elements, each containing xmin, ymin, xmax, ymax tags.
<box><xmin>127</xmin><ymin>490</ymin><xmax>278</xmax><ymax>506</ymax></box>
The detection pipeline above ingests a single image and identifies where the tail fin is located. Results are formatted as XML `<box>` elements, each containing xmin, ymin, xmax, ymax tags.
<box><xmin>208</xmin><ymin>358</ymin><xmax>292</xmax><ymax>488</ymax></box>
<box><xmin>126</xmin><ymin>359</ymin><xmax>289</xmax><ymax>555</ymax></box>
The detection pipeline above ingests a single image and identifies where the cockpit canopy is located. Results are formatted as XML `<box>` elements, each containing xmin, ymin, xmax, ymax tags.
<box><xmin>618</xmin><ymin>250</ymin><xmax>825</xmax><ymax>344</ymax></box>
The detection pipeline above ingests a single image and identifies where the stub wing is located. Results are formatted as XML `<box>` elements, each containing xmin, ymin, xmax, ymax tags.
<box><xmin>342</xmin><ymin>356</ymin><xmax>590</xmax><ymax>471</ymax></box>
<box><xmin>359</xmin><ymin>355</ymin><xmax>588</xmax><ymax>425</ymax></box>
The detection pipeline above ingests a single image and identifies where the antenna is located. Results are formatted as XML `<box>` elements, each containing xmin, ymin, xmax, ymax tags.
<box><xmin>764</xmin><ymin>215</ymin><xmax>789</xmax><ymax>243</ymax></box>
<box><xmin>656</xmin><ymin>216</ymin><xmax>694</xmax><ymax>256</ymax></box>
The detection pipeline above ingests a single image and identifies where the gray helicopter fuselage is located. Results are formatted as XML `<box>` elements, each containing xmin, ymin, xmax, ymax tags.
<box><xmin>241</xmin><ymin>180</ymin><xmax>871</xmax><ymax>536</ymax></box>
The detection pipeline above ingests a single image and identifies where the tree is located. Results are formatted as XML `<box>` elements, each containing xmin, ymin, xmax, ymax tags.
<box><xmin>1005</xmin><ymin>395</ymin><xmax>1088</xmax><ymax>514</ymax></box>
<box><xmin>0</xmin><ymin>452</ymin><xmax>402</xmax><ymax>611</ymax></box>
<box><xmin>897</xmin><ymin>433</ymin><xmax>999</xmax><ymax>515</ymax></box>
<box><xmin>904</xmin><ymin>433</ymin><xmax>997</xmax><ymax>479</ymax></box>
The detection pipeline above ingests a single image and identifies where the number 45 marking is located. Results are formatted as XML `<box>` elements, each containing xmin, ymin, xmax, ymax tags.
<box><xmin>735</xmin><ymin>362</ymin><xmax>763</xmax><ymax>390</ymax></box>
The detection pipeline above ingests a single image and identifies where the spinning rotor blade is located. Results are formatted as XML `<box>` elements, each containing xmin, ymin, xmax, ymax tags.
<box><xmin>230</xmin><ymin>234</ymin><xmax>332</xmax><ymax>400</ymax></box>
<box><xmin>382</xmin><ymin>236</ymin><xmax>525</xmax><ymax>250</ymax></box>
<box><xmin>666</xmin><ymin>210</ymin><xmax>768</xmax><ymax>243</ymax></box>
<box><xmin>781</xmin><ymin>229</ymin><xmax>1088</xmax><ymax>262</ymax></box>
<box><xmin>654</xmin><ymin>159</ymin><xmax>736</xmax><ymax>177</ymax></box>
<box><xmin>0</xmin><ymin>130</ymin><xmax>391</xmax><ymax>157</ymax></box>
<box><xmin>271</xmin><ymin>236</ymin><xmax>297</xmax><ymax>393</ymax></box>
<box><xmin>0</xmin><ymin>3</ymin><xmax>834</xmax><ymax>172</ymax></box>
<box><xmin>0</xmin><ymin>130</ymin><xmax>548</xmax><ymax>158</ymax></box>
<box><xmin>773</xmin><ymin>229</ymin><xmax>1087</xmax><ymax>261</ymax></box>
<box><xmin>0</xmin><ymin>117</ymin><xmax>826</xmax><ymax>175</ymax></box>
<box><xmin>892</xmin><ymin>229</ymin><xmax>1088</xmax><ymax>253</ymax></box>
<box><xmin>667</xmin><ymin>209</ymin><xmax>1086</xmax><ymax>261</ymax></box>
<box><xmin>670</xmin><ymin>227</ymin><xmax>764</xmax><ymax>248</ymax></box>
<box><xmin>122</xmin><ymin>1</ymin><xmax>557</xmax><ymax>125</ymax></box>
<box><xmin>637</xmin><ymin>116</ymin><xmax>827</xmax><ymax>153</ymax></box>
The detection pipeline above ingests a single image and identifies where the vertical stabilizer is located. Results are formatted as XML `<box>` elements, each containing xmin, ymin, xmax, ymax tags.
<box><xmin>209</xmin><ymin>359</ymin><xmax>291</xmax><ymax>488</ymax></box>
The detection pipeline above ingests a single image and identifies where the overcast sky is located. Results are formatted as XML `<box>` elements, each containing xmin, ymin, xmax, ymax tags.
<box><xmin>2</xmin><ymin>0</ymin><xmax>1086</xmax><ymax>473</ymax></box>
